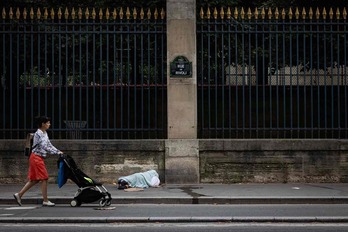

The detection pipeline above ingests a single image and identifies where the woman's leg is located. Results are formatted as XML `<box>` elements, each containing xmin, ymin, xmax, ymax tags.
<box><xmin>18</xmin><ymin>180</ymin><xmax>39</xmax><ymax>198</ymax></box>
<box><xmin>41</xmin><ymin>180</ymin><xmax>48</xmax><ymax>202</ymax></box>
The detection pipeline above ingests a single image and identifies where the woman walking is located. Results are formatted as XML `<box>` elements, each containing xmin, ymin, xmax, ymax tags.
<box><xmin>14</xmin><ymin>116</ymin><xmax>63</xmax><ymax>207</ymax></box>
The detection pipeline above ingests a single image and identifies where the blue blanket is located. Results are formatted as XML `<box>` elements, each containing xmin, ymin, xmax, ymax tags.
<box><xmin>118</xmin><ymin>170</ymin><xmax>159</xmax><ymax>188</ymax></box>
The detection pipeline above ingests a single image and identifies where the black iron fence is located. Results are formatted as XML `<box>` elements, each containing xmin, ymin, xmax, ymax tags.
<box><xmin>197</xmin><ymin>7</ymin><xmax>348</xmax><ymax>139</ymax></box>
<box><xmin>0</xmin><ymin>7</ymin><xmax>167</xmax><ymax>139</ymax></box>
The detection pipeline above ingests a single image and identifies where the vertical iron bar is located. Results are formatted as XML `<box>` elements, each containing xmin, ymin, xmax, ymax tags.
<box><xmin>214</xmin><ymin>18</ymin><xmax>218</xmax><ymax>138</ymax></box>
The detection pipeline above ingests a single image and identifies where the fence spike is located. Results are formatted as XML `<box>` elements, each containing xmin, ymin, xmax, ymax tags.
<box><xmin>16</xmin><ymin>8</ymin><xmax>20</xmax><ymax>19</ymax></box>
<box><xmin>44</xmin><ymin>7</ymin><xmax>48</xmax><ymax>20</ymax></box>
<box><xmin>78</xmin><ymin>8</ymin><xmax>82</xmax><ymax>20</ymax></box>
<box><xmin>199</xmin><ymin>7</ymin><xmax>204</xmax><ymax>19</ymax></box>
<box><xmin>105</xmin><ymin>8</ymin><xmax>109</xmax><ymax>20</ymax></box>
<box><xmin>112</xmin><ymin>8</ymin><xmax>117</xmax><ymax>20</ymax></box>
<box><xmin>147</xmin><ymin>8</ymin><xmax>151</xmax><ymax>19</ymax></box>
<box><xmin>241</xmin><ymin>7</ymin><xmax>245</xmax><ymax>20</ymax></box>
<box><xmin>140</xmin><ymin>8</ymin><xmax>144</xmax><ymax>19</ymax></box>
<box><xmin>58</xmin><ymin>8</ymin><xmax>62</xmax><ymax>20</ymax></box>
<box><xmin>71</xmin><ymin>7</ymin><xmax>76</xmax><ymax>20</ymax></box>
<box><xmin>261</xmin><ymin>7</ymin><xmax>265</xmax><ymax>19</ymax></box>
<box><xmin>281</xmin><ymin>8</ymin><xmax>285</xmax><ymax>20</ymax></box>
<box><xmin>302</xmin><ymin>7</ymin><xmax>306</xmax><ymax>19</ymax></box>
<box><xmin>226</xmin><ymin>7</ymin><xmax>231</xmax><ymax>19</ymax></box>
<box><xmin>92</xmin><ymin>8</ymin><xmax>96</xmax><ymax>20</ymax></box>
<box><xmin>274</xmin><ymin>7</ymin><xmax>279</xmax><ymax>20</ymax></box>
<box><xmin>206</xmin><ymin>7</ymin><xmax>211</xmax><ymax>19</ymax></box>
<box><xmin>220</xmin><ymin>7</ymin><xmax>224</xmax><ymax>20</ymax></box>
<box><xmin>133</xmin><ymin>7</ymin><xmax>137</xmax><ymax>19</ymax></box>
<box><xmin>288</xmin><ymin>7</ymin><xmax>293</xmax><ymax>20</ymax></box>
<box><xmin>295</xmin><ymin>7</ymin><xmax>299</xmax><ymax>19</ymax></box>
<box><xmin>2</xmin><ymin>8</ymin><xmax>5</xmax><ymax>19</ymax></box>
<box><xmin>99</xmin><ymin>8</ymin><xmax>103</xmax><ymax>20</ymax></box>
<box><xmin>309</xmin><ymin>7</ymin><xmax>313</xmax><ymax>19</ymax></box>
<box><xmin>64</xmin><ymin>7</ymin><xmax>69</xmax><ymax>20</ymax></box>
<box><xmin>254</xmin><ymin>8</ymin><xmax>259</xmax><ymax>19</ymax></box>
<box><xmin>85</xmin><ymin>8</ymin><xmax>90</xmax><ymax>19</ymax></box>
<box><xmin>322</xmin><ymin>7</ymin><xmax>327</xmax><ymax>19</ymax></box>
<box><xmin>336</xmin><ymin>8</ymin><xmax>340</xmax><ymax>20</ymax></box>
<box><xmin>23</xmin><ymin>8</ymin><xmax>27</xmax><ymax>19</ymax></box>
<box><xmin>9</xmin><ymin>7</ymin><xmax>13</xmax><ymax>19</ymax></box>
<box><xmin>247</xmin><ymin>7</ymin><xmax>252</xmax><ymax>19</ymax></box>
<box><xmin>213</xmin><ymin>7</ymin><xmax>217</xmax><ymax>19</ymax></box>
<box><xmin>126</xmin><ymin>7</ymin><xmax>130</xmax><ymax>19</ymax></box>
<box><xmin>119</xmin><ymin>7</ymin><xmax>124</xmax><ymax>19</ymax></box>
<box><xmin>160</xmin><ymin>8</ymin><xmax>165</xmax><ymax>19</ymax></box>
<box><xmin>329</xmin><ymin>7</ymin><xmax>333</xmax><ymax>19</ymax></box>
<box><xmin>154</xmin><ymin>8</ymin><xmax>158</xmax><ymax>19</ymax></box>
<box><xmin>37</xmin><ymin>8</ymin><xmax>41</xmax><ymax>19</ymax></box>
<box><xmin>315</xmin><ymin>7</ymin><xmax>320</xmax><ymax>19</ymax></box>
<box><xmin>233</xmin><ymin>7</ymin><xmax>238</xmax><ymax>19</ymax></box>
<box><xmin>267</xmin><ymin>7</ymin><xmax>272</xmax><ymax>19</ymax></box>
<box><xmin>343</xmin><ymin>7</ymin><xmax>347</xmax><ymax>19</ymax></box>
<box><xmin>30</xmin><ymin>7</ymin><xmax>34</xmax><ymax>20</ymax></box>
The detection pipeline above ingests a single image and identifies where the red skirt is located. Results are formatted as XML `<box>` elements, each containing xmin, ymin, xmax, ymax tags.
<box><xmin>28</xmin><ymin>153</ymin><xmax>49</xmax><ymax>180</ymax></box>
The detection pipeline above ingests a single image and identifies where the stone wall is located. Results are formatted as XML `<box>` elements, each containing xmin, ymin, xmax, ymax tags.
<box><xmin>0</xmin><ymin>139</ymin><xmax>348</xmax><ymax>184</ymax></box>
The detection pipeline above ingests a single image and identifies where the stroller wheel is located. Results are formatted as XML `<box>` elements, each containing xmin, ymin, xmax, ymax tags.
<box><xmin>106</xmin><ymin>199</ymin><xmax>112</xmax><ymax>206</ymax></box>
<box><xmin>70</xmin><ymin>199</ymin><xmax>80</xmax><ymax>207</ymax></box>
<box><xmin>99</xmin><ymin>199</ymin><xmax>107</xmax><ymax>207</ymax></box>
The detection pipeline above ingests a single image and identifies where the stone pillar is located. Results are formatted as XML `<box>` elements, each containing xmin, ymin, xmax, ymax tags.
<box><xmin>165</xmin><ymin>0</ymin><xmax>199</xmax><ymax>184</ymax></box>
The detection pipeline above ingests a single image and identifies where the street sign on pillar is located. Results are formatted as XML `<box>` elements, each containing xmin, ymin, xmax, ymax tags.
<box><xmin>170</xmin><ymin>56</ymin><xmax>192</xmax><ymax>78</ymax></box>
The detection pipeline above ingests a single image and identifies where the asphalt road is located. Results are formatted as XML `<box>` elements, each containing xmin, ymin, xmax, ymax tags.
<box><xmin>1</xmin><ymin>223</ymin><xmax>348</xmax><ymax>232</ymax></box>
<box><xmin>1</xmin><ymin>204</ymin><xmax>348</xmax><ymax>222</ymax></box>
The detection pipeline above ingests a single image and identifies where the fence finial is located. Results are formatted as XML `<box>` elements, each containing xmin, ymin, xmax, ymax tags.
<box><xmin>85</xmin><ymin>8</ymin><xmax>90</xmax><ymax>19</ymax></box>
<box><xmin>315</xmin><ymin>7</ymin><xmax>320</xmax><ymax>19</ymax></box>
<box><xmin>247</xmin><ymin>7</ymin><xmax>252</xmax><ymax>20</ymax></box>
<box><xmin>213</xmin><ymin>7</ymin><xmax>218</xmax><ymax>19</ymax></box>
<box><xmin>281</xmin><ymin>8</ymin><xmax>285</xmax><ymax>20</ymax></box>
<box><xmin>288</xmin><ymin>7</ymin><xmax>293</xmax><ymax>20</ymax></box>
<box><xmin>9</xmin><ymin>7</ymin><xmax>13</xmax><ymax>19</ymax></box>
<box><xmin>200</xmin><ymin>7</ymin><xmax>204</xmax><ymax>19</ymax></box>
<box><xmin>58</xmin><ymin>8</ymin><xmax>62</xmax><ymax>20</ymax></box>
<box><xmin>147</xmin><ymin>8</ymin><xmax>151</xmax><ymax>19</ymax></box>
<box><xmin>16</xmin><ymin>8</ymin><xmax>20</xmax><ymax>19</ymax></box>
<box><xmin>78</xmin><ymin>8</ymin><xmax>82</xmax><ymax>20</ymax></box>
<box><xmin>119</xmin><ymin>7</ymin><xmax>124</xmax><ymax>19</ymax></box>
<box><xmin>105</xmin><ymin>8</ymin><xmax>109</xmax><ymax>20</ymax></box>
<box><xmin>302</xmin><ymin>7</ymin><xmax>306</xmax><ymax>19</ymax></box>
<box><xmin>44</xmin><ymin>8</ymin><xmax>48</xmax><ymax>20</ymax></box>
<box><xmin>71</xmin><ymin>7</ymin><xmax>76</xmax><ymax>20</ymax></box>
<box><xmin>274</xmin><ymin>7</ymin><xmax>279</xmax><ymax>20</ymax></box>
<box><xmin>322</xmin><ymin>7</ymin><xmax>327</xmax><ymax>19</ymax></box>
<box><xmin>99</xmin><ymin>8</ymin><xmax>103</xmax><ymax>20</ymax></box>
<box><xmin>140</xmin><ymin>8</ymin><xmax>144</xmax><ymax>19</ymax></box>
<box><xmin>126</xmin><ymin>7</ymin><xmax>130</xmax><ymax>19</ymax></box>
<box><xmin>343</xmin><ymin>7</ymin><xmax>347</xmax><ymax>19</ymax></box>
<box><xmin>309</xmin><ymin>7</ymin><xmax>313</xmax><ymax>19</ymax></box>
<box><xmin>92</xmin><ymin>8</ymin><xmax>96</xmax><ymax>20</ymax></box>
<box><xmin>295</xmin><ymin>7</ymin><xmax>299</xmax><ymax>19</ymax></box>
<box><xmin>220</xmin><ymin>7</ymin><xmax>224</xmax><ymax>20</ymax></box>
<box><xmin>226</xmin><ymin>7</ymin><xmax>231</xmax><ymax>19</ymax></box>
<box><xmin>161</xmin><ymin>8</ymin><xmax>165</xmax><ymax>19</ymax></box>
<box><xmin>254</xmin><ymin>8</ymin><xmax>259</xmax><ymax>19</ymax></box>
<box><xmin>267</xmin><ymin>7</ymin><xmax>272</xmax><ymax>19</ymax></box>
<box><xmin>133</xmin><ymin>7</ymin><xmax>137</xmax><ymax>19</ymax></box>
<box><xmin>30</xmin><ymin>7</ymin><xmax>34</xmax><ymax>20</ymax></box>
<box><xmin>336</xmin><ymin>8</ymin><xmax>340</xmax><ymax>20</ymax></box>
<box><xmin>233</xmin><ymin>7</ymin><xmax>238</xmax><ymax>19</ymax></box>
<box><xmin>207</xmin><ymin>7</ymin><xmax>211</xmax><ymax>19</ymax></box>
<box><xmin>241</xmin><ymin>7</ymin><xmax>245</xmax><ymax>20</ymax></box>
<box><xmin>329</xmin><ymin>7</ymin><xmax>333</xmax><ymax>19</ymax></box>
<box><xmin>2</xmin><ymin>8</ymin><xmax>6</xmax><ymax>19</ymax></box>
<box><xmin>154</xmin><ymin>8</ymin><xmax>158</xmax><ymax>19</ymax></box>
<box><xmin>112</xmin><ymin>8</ymin><xmax>117</xmax><ymax>20</ymax></box>
<box><xmin>37</xmin><ymin>8</ymin><xmax>41</xmax><ymax>19</ymax></box>
<box><xmin>261</xmin><ymin>7</ymin><xmax>265</xmax><ymax>19</ymax></box>
<box><xmin>64</xmin><ymin>7</ymin><xmax>69</xmax><ymax>20</ymax></box>
<box><xmin>23</xmin><ymin>8</ymin><xmax>27</xmax><ymax>19</ymax></box>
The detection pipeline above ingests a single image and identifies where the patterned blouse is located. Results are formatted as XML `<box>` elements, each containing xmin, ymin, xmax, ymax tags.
<box><xmin>32</xmin><ymin>129</ymin><xmax>61</xmax><ymax>158</ymax></box>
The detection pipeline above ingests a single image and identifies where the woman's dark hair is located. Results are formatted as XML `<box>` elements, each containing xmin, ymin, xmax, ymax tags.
<box><xmin>35</xmin><ymin>115</ymin><xmax>51</xmax><ymax>128</ymax></box>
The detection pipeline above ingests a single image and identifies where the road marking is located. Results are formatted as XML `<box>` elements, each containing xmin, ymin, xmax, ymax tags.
<box><xmin>0</xmin><ymin>214</ymin><xmax>13</xmax><ymax>216</ymax></box>
<box><xmin>5</xmin><ymin>206</ymin><xmax>37</xmax><ymax>210</ymax></box>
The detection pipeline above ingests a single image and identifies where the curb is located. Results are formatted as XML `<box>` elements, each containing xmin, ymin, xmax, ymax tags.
<box><xmin>1</xmin><ymin>216</ymin><xmax>348</xmax><ymax>223</ymax></box>
<box><xmin>2</xmin><ymin>197</ymin><xmax>348</xmax><ymax>205</ymax></box>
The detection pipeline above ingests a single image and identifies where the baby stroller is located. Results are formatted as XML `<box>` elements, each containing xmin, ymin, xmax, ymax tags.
<box><xmin>57</xmin><ymin>154</ymin><xmax>112</xmax><ymax>207</ymax></box>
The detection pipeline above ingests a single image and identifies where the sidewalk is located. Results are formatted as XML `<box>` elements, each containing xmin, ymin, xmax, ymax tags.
<box><xmin>2</xmin><ymin>183</ymin><xmax>348</xmax><ymax>205</ymax></box>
